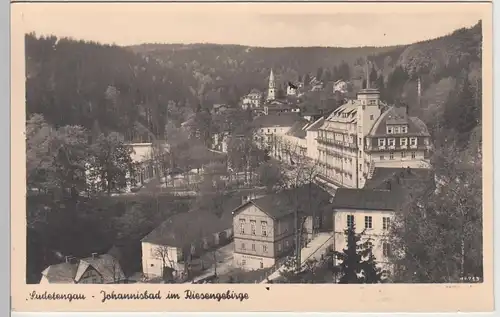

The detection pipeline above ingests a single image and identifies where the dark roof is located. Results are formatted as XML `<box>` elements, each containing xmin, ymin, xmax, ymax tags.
<box><xmin>307</xmin><ymin>117</ymin><xmax>325</xmax><ymax>131</ymax></box>
<box><xmin>364</xmin><ymin>167</ymin><xmax>432</xmax><ymax>190</ymax></box>
<box><xmin>288</xmin><ymin>82</ymin><xmax>298</xmax><ymax>89</ymax></box>
<box><xmin>141</xmin><ymin>190</ymin><xmax>263</xmax><ymax>247</ymax></box>
<box><xmin>252</xmin><ymin>113</ymin><xmax>301</xmax><ymax>128</ymax></box>
<box><xmin>235</xmin><ymin>183</ymin><xmax>333</xmax><ymax>219</ymax></box>
<box><xmin>42</xmin><ymin>254</ymin><xmax>126</xmax><ymax>284</ymax></box>
<box><xmin>286</xmin><ymin>121</ymin><xmax>308</xmax><ymax>138</ymax></box>
<box><xmin>77</xmin><ymin>254</ymin><xmax>126</xmax><ymax>283</ymax></box>
<box><xmin>332</xmin><ymin>188</ymin><xmax>402</xmax><ymax>211</ymax></box>
<box><xmin>42</xmin><ymin>262</ymin><xmax>78</xmax><ymax>283</ymax></box>
<box><xmin>368</xmin><ymin>106</ymin><xmax>430</xmax><ymax>137</ymax></box>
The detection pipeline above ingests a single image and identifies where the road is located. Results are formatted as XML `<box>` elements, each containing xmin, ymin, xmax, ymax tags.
<box><xmin>262</xmin><ymin>232</ymin><xmax>335</xmax><ymax>283</ymax></box>
<box><xmin>188</xmin><ymin>242</ymin><xmax>235</xmax><ymax>283</ymax></box>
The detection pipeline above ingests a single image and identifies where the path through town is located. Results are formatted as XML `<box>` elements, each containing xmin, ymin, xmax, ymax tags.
<box><xmin>261</xmin><ymin>232</ymin><xmax>335</xmax><ymax>283</ymax></box>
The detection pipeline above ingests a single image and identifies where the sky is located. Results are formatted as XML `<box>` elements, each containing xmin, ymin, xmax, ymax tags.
<box><xmin>15</xmin><ymin>2</ymin><xmax>486</xmax><ymax>48</ymax></box>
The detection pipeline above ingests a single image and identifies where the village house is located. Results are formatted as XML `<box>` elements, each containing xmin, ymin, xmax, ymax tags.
<box><xmin>40</xmin><ymin>253</ymin><xmax>126</xmax><ymax>284</ymax></box>
<box><xmin>252</xmin><ymin>112</ymin><xmax>302</xmax><ymax>158</ymax></box>
<box><xmin>85</xmin><ymin>142</ymin><xmax>165</xmax><ymax>194</ymax></box>
<box><xmin>333</xmin><ymin>80</ymin><xmax>349</xmax><ymax>94</ymax></box>
<box><xmin>331</xmin><ymin>166</ymin><xmax>432</xmax><ymax>275</ymax></box>
<box><xmin>232</xmin><ymin>183</ymin><xmax>333</xmax><ymax>271</ymax></box>
<box><xmin>241</xmin><ymin>89</ymin><xmax>263</xmax><ymax>110</ymax></box>
<box><xmin>141</xmin><ymin>209</ymin><xmax>234</xmax><ymax>280</ymax></box>
<box><xmin>316</xmin><ymin>85</ymin><xmax>431</xmax><ymax>190</ymax></box>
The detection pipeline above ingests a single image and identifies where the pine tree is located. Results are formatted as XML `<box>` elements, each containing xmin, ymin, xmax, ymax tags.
<box><xmin>333</xmin><ymin>224</ymin><xmax>384</xmax><ymax>284</ymax></box>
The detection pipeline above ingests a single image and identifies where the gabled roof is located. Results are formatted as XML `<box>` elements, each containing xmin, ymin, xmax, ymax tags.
<box><xmin>141</xmin><ymin>191</ymin><xmax>260</xmax><ymax>247</ymax></box>
<box><xmin>41</xmin><ymin>254</ymin><xmax>126</xmax><ymax>284</ymax></box>
<box><xmin>41</xmin><ymin>262</ymin><xmax>78</xmax><ymax>283</ymax></box>
<box><xmin>364</xmin><ymin>167</ymin><xmax>432</xmax><ymax>190</ymax></box>
<box><xmin>233</xmin><ymin>183</ymin><xmax>333</xmax><ymax>219</ymax></box>
<box><xmin>332</xmin><ymin>188</ymin><xmax>403</xmax><ymax>211</ymax></box>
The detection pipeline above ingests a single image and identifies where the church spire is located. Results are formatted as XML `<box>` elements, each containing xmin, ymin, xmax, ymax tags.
<box><xmin>267</xmin><ymin>68</ymin><xmax>276</xmax><ymax>101</ymax></box>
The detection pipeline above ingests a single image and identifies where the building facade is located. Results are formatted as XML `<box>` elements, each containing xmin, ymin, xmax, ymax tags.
<box><xmin>242</xmin><ymin>90</ymin><xmax>263</xmax><ymax>110</ymax></box>
<box><xmin>232</xmin><ymin>202</ymin><xmax>295</xmax><ymax>270</ymax></box>
<box><xmin>316</xmin><ymin>87</ymin><xmax>431</xmax><ymax>189</ymax></box>
<box><xmin>331</xmin><ymin>188</ymin><xmax>402</xmax><ymax>275</ymax></box>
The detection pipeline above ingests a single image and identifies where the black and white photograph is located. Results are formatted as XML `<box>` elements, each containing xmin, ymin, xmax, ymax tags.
<box><xmin>20</xmin><ymin>2</ymin><xmax>488</xmax><ymax>291</ymax></box>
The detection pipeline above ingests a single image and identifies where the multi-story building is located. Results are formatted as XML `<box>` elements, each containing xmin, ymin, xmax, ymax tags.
<box><xmin>331</xmin><ymin>166</ymin><xmax>432</xmax><ymax>276</ymax></box>
<box><xmin>316</xmin><ymin>87</ymin><xmax>431</xmax><ymax>189</ymax></box>
<box><xmin>242</xmin><ymin>89</ymin><xmax>263</xmax><ymax>110</ymax></box>
<box><xmin>232</xmin><ymin>183</ymin><xmax>333</xmax><ymax>270</ymax></box>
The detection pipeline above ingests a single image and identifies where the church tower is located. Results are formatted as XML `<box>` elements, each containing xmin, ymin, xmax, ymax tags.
<box><xmin>267</xmin><ymin>69</ymin><xmax>276</xmax><ymax>101</ymax></box>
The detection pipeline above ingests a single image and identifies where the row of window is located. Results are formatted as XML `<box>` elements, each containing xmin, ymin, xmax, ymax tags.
<box><xmin>347</xmin><ymin>215</ymin><xmax>391</xmax><ymax>230</ymax></box>
<box><xmin>386</xmin><ymin>125</ymin><xmax>408</xmax><ymax>134</ymax></box>
<box><xmin>241</xmin><ymin>242</ymin><xmax>268</xmax><ymax>253</ymax></box>
<box><xmin>239</xmin><ymin>219</ymin><xmax>268</xmax><ymax>236</ymax></box>
<box><xmin>379</xmin><ymin>151</ymin><xmax>417</xmax><ymax>160</ymax></box>
<box><xmin>378</xmin><ymin>137</ymin><xmax>417</xmax><ymax>147</ymax></box>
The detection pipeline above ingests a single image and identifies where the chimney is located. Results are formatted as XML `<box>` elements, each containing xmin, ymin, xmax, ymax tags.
<box><xmin>91</xmin><ymin>252</ymin><xmax>98</xmax><ymax>259</ymax></box>
<box><xmin>65</xmin><ymin>256</ymin><xmax>71</xmax><ymax>263</ymax></box>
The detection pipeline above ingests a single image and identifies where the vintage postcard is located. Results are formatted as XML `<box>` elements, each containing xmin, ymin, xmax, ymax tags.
<box><xmin>11</xmin><ymin>0</ymin><xmax>493</xmax><ymax>312</ymax></box>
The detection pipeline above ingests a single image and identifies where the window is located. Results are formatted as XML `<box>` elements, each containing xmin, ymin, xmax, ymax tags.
<box><xmin>267</xmin><ymin>129</ymin><xmax>270</xmax><ymax>133</ymax></box>
<box><xmin>347</xmin><ymin>215</ymin><xmax>354</xmax><ymax>228</ymax></box>
<box><xmin>390</xmin><ymin>152</ymin><xmax>394</xmax><ymax>160</ymax></box>
<box><xmin>260</xmin><ymin>262</ymin><xmax>264</xmax><ymax>269</ymax></box>
<box><xmin>239</xmin><ymin>219</ymin><xmax>245</xmax><ymax>234</ymax></box>
<box><xmin>364</xmin><ymin>216</ymin><xmax>373</xmax><ymax>229</ymax></box>
<box><xmin>383</xmin><ymin>243</ymin><xmax>392</xmax><ymax>257</ymax></box>
<box><xmin>401</xmin><ymin>151</ymin><xmax>407</xmax><ymax>158</ymax></box>
<box><xmin>261</xmin><ymin>221</ymin><xmax>268</xmax><ymax>236</ymax></box>
<box><xmin>410</xmin><ymin>137</ymin><xmax>417</xmax><ymax>146</ymax></box>
<box><xmin>378</xmin><ymin>138</ymin><xmax>386</xmax><ymax>147</ymax></box>
<box><xmin>370</xmin><ymin>100</ymin><xmax>376</xmax><ymax>105</ymax></box>
<box><xmin>380</xmin><ymin>155</ymin><xmax>385</xmax><ymax>160</ymax></box>
<box><xmin>274</xmin><ymin>129</ymin><xmax>277</xmax><ymax>133</ymax></box>
<box><xmin>251</xmin><ymin>244</ymin><xmax>255</xmax><ymax>251</ymax></box>
<box><xmin>400</xmin><ymin>138</ymin><xmax>408</xmax><ymax>146</ymax></box>
<box><xmin>401</xmin><ymin>126</ymin><xmax>408</xmax><ymax>133</ymax></box>
<box><xmin>250</xmin><ymin>220</ymin><xmax>256</xmax><ymax>235</ymax></box>
<box><xmin>262</xmin><ymin>245</ymin><xmax>268</xmax><ymax>253</ymax></box>
<box><xmin>241</xmin><ymin>243</ymin><xmax>246</xmax><ymax>250</ymax></box>
<box><xmin>394</xmin><ymin>126</ymin><xmax>400</xmax><ymax>134</ymax></box>
<box><xmin>388</xmin><ymin>138</ymin><xmax>395</xmax><ymax>146</ymax></box>
<box><xmin>370</xmin><ymin>115</ymin><xmax>374</xmax><ymax>120</ymax></box>
<box><xmin>386</xmin><ymin>126</ymin><xmax>393</xmax><ymax>134</ymax></box>
<box><xmin>359</xmin><ymin>164</ymin><xmax>362</xmax><ymax>171</ymax></box>
<box><xmin>358</xmin><ymin>137</ymin><xmax>361</xmax><ymax>145</ymax></box>
<box><xmin>411</xmin><ymin>152</ymin><xmax>416</xmax><ymax>159</ymax></box>
<box><xmin>383</xmin><ymin>217</ymin><xmax>391</xmax><ymax>230</ymax></box>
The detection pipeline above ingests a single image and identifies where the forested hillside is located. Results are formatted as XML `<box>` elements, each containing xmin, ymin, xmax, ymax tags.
<box><xmin>26</xmin><ymin>33</ymin><xmax>198</xmax><ymax>142</ymax></box>
<box><xmin>26</xmin><ymin>21</ymin><xmax>482</xmax><ymax>145</ymax></box>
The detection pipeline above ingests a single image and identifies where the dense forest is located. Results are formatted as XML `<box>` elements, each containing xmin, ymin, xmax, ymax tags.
<box><xmin>26</xmin><ymin>21</ymin><xmax>482</xmax><ymax>143</ymax></box>
<box><xmin>25</xmin><ymin>20</ymin><xmax>483</xmax><ymax>283</ymax></box>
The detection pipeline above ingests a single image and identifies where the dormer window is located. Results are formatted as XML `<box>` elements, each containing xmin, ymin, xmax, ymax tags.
<box><xmin>394</xmin><ymin>126</ymin><xmax>400</xmax><ymax>134</ymax></box>
<box><xmin>388</xmin><ymin>138</ymin><xmax>395</xmax><ymax>147</ymax></box>
<box><xmin>378</xmin><ymin>138</ymin><xmax>386</xmax><ymax>147</ymax></box>
<box><xmin>386</xmin><ymin>126</ymin><xmax>393</xmax><ymax>134</ymax></box>
<box><xmin>400</xmin><ymin>138</ymin><xmax>408</xmax><ymax>146</ymax></box>
<box><xmin>401</xmin><ymin>125</ymin><xmax>408</xmax><ymax>133</ymax></box>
